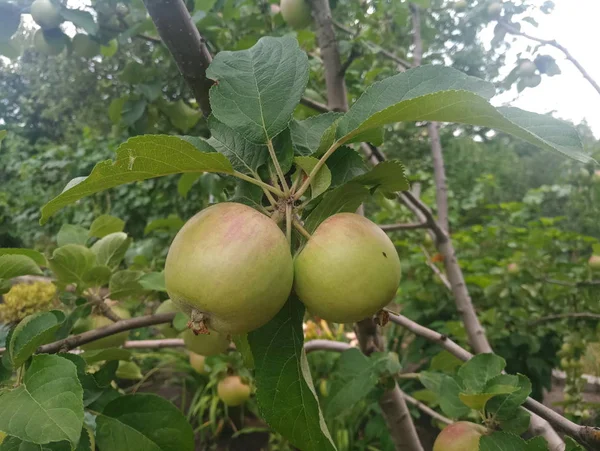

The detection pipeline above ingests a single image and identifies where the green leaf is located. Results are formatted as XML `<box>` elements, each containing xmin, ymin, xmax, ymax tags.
<box><xmin>61</xmin><ymin>9</ymin><xmax>98</xmax><ymax>35</ymax></box>
<box><xmin>351</xmin><ymin>160</ymin><xmax>409</xmax><ymax>193</ymax></box>
<box><xmin>479</xmin><ymin>432</ymin><xmax>528</xmax><ymax>451</ymax></box>
<box><xmin>326</xmin><ymin>147</ymin><xmax>367</xmax><ymax>187</ymax></box>
<box><xmin>116</xmin><ymin>361</ymin><xmax>143</xmax><ymax>380</ymax></box>
<box><xmin>40</xmin><ymin>135</ymin><xmax>233</xmax><ymax>224</ymax></box>
<box><xmin>0</xmin><ymin>355</ymin><xmax>84</xmax><ymax>446</ymax></box>
<box><xmin>419</xmin><ymin>372</ymin><xmax>470</xmax><ymax>418</ymax></box>
<box><xmin>82</xmin><ymin>265</ymin><xmax>112</xmax><ymax>287</ymax></box>
<box><xmin>9</xmin><ymin>311</ymin><xmax>65</xmax><ymax>368</ymax></box>
<box><xmin>144</xmin><ymin>215</ymin><xmax>185</xmax><ymax>235</ymax></box>
<box><xmin>325</xmin><ymin>349</ymin><xmax>381</xmax><ymax>418</ymax></box>
<box><xmin>89</xmin><ymin>215</ymin><xmax>125</xmax><ymax>238</ymax></box>
<box><xmin>303</xmin><ymin>183</ymin><xmax>369</xmax><ymax>233</ymax></box>
<box><xmin>91</xmin><ymin>232</ymin><xmax>131</xmax><ymax>270</ymax></box>
<box><xmin>49</xmin><ymin>244</ymin><xmax>96</xmax><ymax>286</ymax></box>
<box><xmin>0</xmin><ymin>255</ymin><xmax>42</xmax><ymax>279</ymax></box>
<box><xmin>207</xmin><ymin>36</ymin><xmax>309</xmax><ymax>144</ymax></box>
<box><xmin>232</xmin><ymin>334</ymin><xmax>254</xmax><ymax>369</ymax></box>
<box><xmin>0</xmin><ymin>436</ymin><xmax>73</xmax><ymax>450</ymax></box>
<box><xmin>207</xmin><ymin>116</ymin><xmax>268</xmax><ymax>174</ymax></box>
<box><xmin>80</xmin><ymin>348</ymin><xmax>132</xmax><ymax>365</ymax></box>
<box><xmin>177</xmin><ymin>173</ymin><xmax>201</xmax><ymax>198</ymax></box>
<box><xmin>158</xmin><ymin>100</ymin><xmax>201</xmax><ymax>133</ymax></box>
<box><xmin>499</xmin><ymin>408</ymin><xmax>531</xmax><ymax>435</ymax></box>
<box><xmin>139</xmin><ymin>272</ymin><xmax>166</xmax><ymax>292</ymax></box>
<box><xmin>247</xmin><ymin>297</ymin><xmax>335</xmax><ymax>451</ymax></box>
<box><xmin>486</xmin><ymin>374</ymin><xmax>532</xmax><ymax>421</ymax></box>
<box><xmin>294</xmin><ymin>157</ymin><xmax>332</xmax><ymax>199</ymax></box>
<box><xmin>121</xmin><ymin>99</ymin><xmax>147</xmax><ymax>126</ymax></box>
<box><xmin>101</xmin><ymin>39</ymin><xmax>118</xmax><ymax>57</ymax></box>
<box><xmin>335</xmin><ymin>65</ymin><xmax>593</xmax><ymax>164</ymax></box>
<box><xmin>458</xmin><ymin>382</ymin><xmax>518</xmax><ymax>411</ymax></box>
<box><xmin>108</xmin><ymin>97</ymin><xmax>126</xmax><ymax>123</ymax></box>
<box><xmin>0</xmin><ymin>249</ymin><xmax>47</xmax><ymax>268</ymax></box>
<box><xmin>95</xmin><ymin>394</ymin><xmax>194</xmax><ymax>451</ymax></box>
<box><xmin>430</xmin><ymin>351</ymin><xmax>463</xmax><ymax>374</ymax></box>
<box><xmin>290</xmin><ymin>113</ymin><xmax>343</xmax><ymax>156</ymax></box>
<box><xmin>57</xmin><ymin>224</ymin><xmax>89</xmax><ymax>247</ymax></box>
<box><xmin>0</xmin><ymin>130</ymin><xmax>6</xmax><ymax>144</ymax></box>
<box><xmin>57</xmin><ymin>353</ymin><xmax>113</xmax><ymax>408</ymax></box>
<box><xmin>109</xmin><ymin>270</ymin><xmax>148</xmax><ymax>301</ymax></box>
<box><xmin>564</xmin><ymin>437</ymin><xmax>585</xmax><ymax>451</ymax></box>
<box><xmin>458</xmin><ymin>353</ymin><xmax>506</xmax><ymax>393</ymax></box>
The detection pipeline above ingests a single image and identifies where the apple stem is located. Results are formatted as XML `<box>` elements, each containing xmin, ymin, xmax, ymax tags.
<box><xmin>292</xmin><ymin>218</ymin><xmax>311</xmax><ymax>240</ymax></box>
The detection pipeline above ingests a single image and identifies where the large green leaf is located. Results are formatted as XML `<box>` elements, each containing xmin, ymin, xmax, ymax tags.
<box><xmin>207</xmin><ymin>36</ymin><xmax>309</xmax><ymax>144</ymax></box>
<box><xmin>486</xmin><ymin>374</ymin><xmax>532</xmax><ymax>421</ymax></box>
<box><xmin>294</xmin><ymin>157</ymin><xmax>332</xmax><ymax>199</ymax></box>
<box><xmin>90</xmin><ymin>232</ymin><xmax>131</xmax><ymax>270</ymax></box>
<box><xmin>0</xmin><ymin>249</ymin><xmax>47</xmax><ymax>267</ymax></box>
<box><xmin>0</xmin><ymin>355</ymin><xmax>84</xmax><ymax>446</ymax></box>
<box><xmin>95</xmin><ymin>394</ymin><xmax>194</xmax><ymax>451</ymax></box>
<box><xmin>458</xmin><ymin>353</ymin><xmax>506</xmax><ymax>393</ymax></box>
<box><xmin>419</xmin><ymin>372</ymin><xmax>470</xmax><ymax>418</ymax></box>
<box><xmin>56</xmin><ymin>224</ymin><xmax>89</xmax><ymax>247</ymax></box>
<box><xmin>351</xmin><ymin>160</ymin><xmax>409</xmax><ymax>193</ymax></box>
<box><xmin>248</xmin><ymin>297</ymin><xmax>336</xmax><ymax>451</ymax></box>
<box><xmin>40</xmin><ymin>135</ymin><xmax>233</xmax><ymax>224</ymax></box>
<box><xmin>207</xmin><ymin>116</ymin><xmax>268</xmax><ymax>174</ymax></box>
<box><xmin>325</xmin><ymin>147</ymin><xmax>368</xmax><ymax>187</ymax></box>
<box><xmin>335</xmin><ymin>65</ymin><xmax>592</xmax><ymax>163</ymax></box>
<box><xmin>9</xmin><ymin>311</ymin><xmax>66</xmax><ymax>368</ymax></box>
<box><xmin>109</xmin><ymin>270</ymin><xmax>149</xmax><ymax>301</ymax></box>
<box><xmin>48</xmin><ymin>245</ymin><xmax>96</xmax><ymax>286</ymax></box>
<box><xmin>290</xmin><ymin>113</ymin><xmax>343</xmax><ymax>156</ymax></box>
<box><xmin>89</xmin><ymin>215</ymin><xmax>125</xmax><ymax>238</ymax></box>
<box><xmin>479</xmin><ymin>432</ymin><xmax>528</xmax><ymax>451</ymax></box>
<box><xmin>303</xmin><ymin>183</ymin><xmax>370</xmax><ymax>234</ymax></box>
<box><xmin>0</xmin><ymin>255</ymin><xmax>42</xmax><ymax>279</ymax></box>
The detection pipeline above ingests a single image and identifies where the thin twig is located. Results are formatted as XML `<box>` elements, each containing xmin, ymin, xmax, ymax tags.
<box><xmin>403</xmin><ymin>393</ymin><xmax>452</xmax><ymax>425</ymax></box>
<box><xmin>419</xmin><ymin>245</ymin><xmax>452</xmax><ymax>290</ymax></box>
<box><xmin>499</xmin><ymin>20</ymin><xmax>600</xmax><ymax>97</ymax></box>
<box><xmin>294</xmin><ymin>141</ymin><xmax>342</xmax><ymax>200</ymax></box>
<box><xmin>339</xmin><ymin>45</ymin><xmax>361</xmax><ymax>76</ymax></box>
<box><xmin>124</xmin><ymin>338</ymin><xmax>184</xmax><ymax>349</ymax></box>
<box><xmin>285</xmin><ymin>203</ymin><xmax>292</xmax><ymax>245</ymax></box>
<box><xmin>304</xmin><ymin>339</ymin><xmax>352</xmax><ymax>353</ymax></box>
<box><xmin>528</xmin><ymin>313</ymin><xmax>600</xmax><ymax>326</ymax></box>
<box><xmin>300</xmin><ymin>97</ymin><xmax>330</xmax><ymax>113</ymax></box>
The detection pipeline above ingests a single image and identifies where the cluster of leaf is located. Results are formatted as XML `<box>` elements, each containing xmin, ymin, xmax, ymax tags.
<box><xmin>0</xmin><ymin>313</ymin><xmax>194</xmax><ymax>450</ymax></box>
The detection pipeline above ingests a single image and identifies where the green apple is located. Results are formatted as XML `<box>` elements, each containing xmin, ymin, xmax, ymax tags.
<box><xmin>280</xmin><ymin>0</ymin><xmax>312</xmax><ymax>30</ymax></box>
<box><xmin>33</xmin><ymin>29</ymin><xmax>66</xmax><ymax>56</ymax></box>
<box><xmin>155</xmin><ymin>299</ymin><xmax>180</xmax><ymax>338</ymax></box>
<box><xmin>182</xmin><ymin>329</ymin><xmax>229</xmax><ymax>356</ymax></box>
<box><xmin>189</xmin><ymin>352</ymin><xmax>207</xmax><ymax>375</ymax></box>
<box><xmin>72</xmin><ymin>34</ymin><xmax>100</xmax><ymax>58</ymax></box>
<box><xmin>217</xmin><ymin>375</ymin><xmax>251</xmax><ymax>406</ymax></box>
<box><xmin>294</xmin><ymin>213</ymin><xmax>401</xmax><ymax>323</ymax></box>
<box><xmin>165</xmin><ymin>203</ymin><xmax>293</xmax><ymax>334</ymax></box>
<box><xmin>74</xmin><ymin>305</ymin><xmax>131</xmax><ymax>351</ymax></box>
<box><xmin>30</xmin><ymin>0</ymin><xmax>62</xmax><ymax>29</ymax></box>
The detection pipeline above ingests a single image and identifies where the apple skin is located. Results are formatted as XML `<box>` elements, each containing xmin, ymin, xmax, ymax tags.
<box><xmin>74</xmin><ymin>305</ymin><xmax>131</xmax><ymax>351</ymax></box>
<box><xmin>72</xmin><ymin>34</ymin><xmax>100</xmax><ymax>58</ymax></box>
<box><xmin>182</xmin><ymin>329</ymin><xmax>229</xmax><ymax>356</ymax></box>
<box><xmin>31</xmin><ymin>0</ymin><xmax>62</xmax><ymax>29</ymax></box>
<box><xmin>33</xmin><ymin>29</ymin><xmax>66</xmax><ymax>56</ymax></box>
<box><xmin>217</xmin><ymin>375</ymin><xmax>251</xmax><ymax>406</ymax></box>
<box><xmin>280</xmin><ymin>0</ymin><xmax>312</xmax><ymax>30</ymax></box>
<box><xmin>165</xmin><ymin>203</ymin><xmax>293</xmax><ymax>334</ymax></box>
<box><xmin>294</xmin><ymin>213</ymin><xmax>401</xmax><ymax>323</ymax></box>
<box><xmin>155</xmin><ymin>299</ymin><xmax>180</xmax><ymax>338</ymax></box>
<box><xmin>589</xmin><ymin>255</ymin><xmax>600</xmax><ymax>271</ymax></box>
<box><xmin>433</xmin><ymin>422</ymin><xmax>487</xmax><ymax>451</ymax></box>
<box><xmin>189</xmin><ymin>352</ymin><xmax>207</xmax><ymax>375</ymax></box>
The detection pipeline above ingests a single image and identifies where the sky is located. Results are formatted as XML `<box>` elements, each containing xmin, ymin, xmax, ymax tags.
<box><xmin>488</xmin><ymin>0</ymin><xmax>600</xmax><ymax>136</ymax></box>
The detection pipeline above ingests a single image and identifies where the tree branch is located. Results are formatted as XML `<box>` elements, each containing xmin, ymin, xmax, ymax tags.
<box><xmin>403</xmin><ymin>392</ymin><xmax>452</xmax><ymax>426</ymax></box>
<box><xmin>308</xmin><ymin>0</ymin><xmax>348</xmax><ymax>112</ymax></box>
<box><xmin>427</xmin><ymin>122</ymin><xmax>450</xmax><ymax>232</ymax></box>
<box><xmin>419</xmin><ymin>245</ymin><xmax>452</xmax><ymax>291</ymax></box>
<box><xmin>142</xmin><ymin>0</ymin><xmax>214</xmax><ymax>117</ymax></box>
<box><xmin>300</xmin><ymin>96</ymin><xmax>330</xmax><ymax>113</ymax></box>
<box><xmin>499</xmin><ymin>21</ymin><xmax>600</xmax><ymax>97</ymax></box>
<box><xmin>124</xmin><ymin>338</ymin><xmax>184</xmax><ymax>349</ymax></box>
<box><xmin>379</xmin><ymin>222</ymin><xmax>428</xmax><ymax>232</ymax></box>
<box><xmin>38</xmin><ymin>312</ymin><xmax>176</xmax><ymax>354</ymax></box>
<box><xmin>304</xmin><ymin>339</ymin><xmax>353</xmax><ymax>353</ymax></box>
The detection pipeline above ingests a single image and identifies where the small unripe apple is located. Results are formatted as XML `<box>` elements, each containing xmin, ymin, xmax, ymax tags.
<box><xmin>280</xmin><ymin>0</ymin><xmax>312</xmax><ymax>30</ymax></box>
<box><xmin>589</xmin><ymin>255</ymin><xmax>600</xmax><ymax>270</ymax></box>
<box><xmin>518</xmin><ymin>60</ymin><xmax>537</xmax><ymax>76</ymax></box>
<box><xmin>74</xmin><ymin>305</ymin><xmax>131</xmax><ymax>351</ymax></box>
<box><xmin>165</xmin><ymin>203</ymin><xmax>293</xmax><ymax>334</ymax></box>
<box><xmin>155</xmin><ymin>299</ymin><xmax>180</xmax><ymax>338</ymax></box>
<box><xmin>189</xmin><ymin>352</ymin><xmax>207</xmax><ymax>375</ymax></box>
<box><xmin>183</xmin><ymin>329</ymin><xmax>229</xmax><ymax>356</ymax></box>
<box><xmin>522</xmin><ymin>74</ymin><xmax>542</xmax><ymax>88</ymax></box>
<box><xmin>217</xmin><ymin>375</ymin><xmax>251</xmax><ymax>406</ymax></box>
<box><xmin>33</xmin><ymin>29</ymin><xmax>66</xmax><ymax>55</ymax></box>
<box><xmin>561</xmin><ymin>343</ymin><xmax>573</xmax><ymax>354</ymax></box>
<box><xmin>487</xmin><ymin>2</ymin><xmax>503</xmax><ymax>17</ymax></box>
<box><xmin>593</xmin><ymin>170</ymin><xmax>600</xmax><ymax>183</ymax></box>
<box><xmin>72</xmin><ymin>34</ymin><xmax>100</xmax><ymax>58</ymax></box>
<box><xmin>294</xmin><ymin>213</ymin><xmax>401</xmax><ymax>323</ymax></box>
<box><xmin>433</xmin><ymin>422</ymin><xmax>487</xmax><ymax>451</ymax></box>
<box><xmin>507</xmin><ymin>263</ymin><xmax>519</xmax><ymax>274</ymax></box>
<box><xmin>31</xmin><ymin>0</ymin><xmax>62</xmax><ymax>29</ymax></box>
